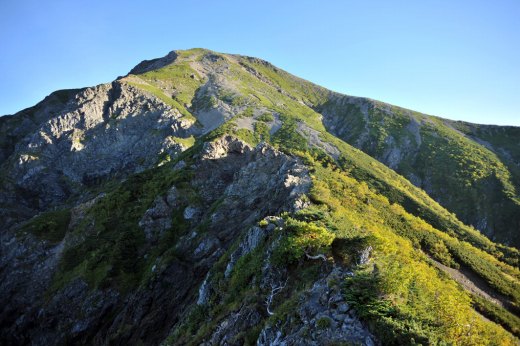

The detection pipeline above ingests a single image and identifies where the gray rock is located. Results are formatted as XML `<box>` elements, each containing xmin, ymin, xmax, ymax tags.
<box><xmin>173</xmin><ymin>160</ymin><xmax>186</xmax><ymax>170</ymax></box>
<box><xmin>225</xmin><ymin>226</ymin><xmax>266</xmax><ymax>277</ymax></box>
<box><xmin>197</xmin><ymin>273</ymin><xmax>211</xmax><ymax>305</ymax></box>
<box><xmin>1</xmin><ymin>81</ymin><xmax>197</xmax><ymax>222</ymax></box>
<box><xmin>265</xmin><ymin>223</ymin><xmax>277</xmax><ymax>232</ymax></box>
<box><xmin>358</xmin><ymin>246</ymin><xmax>373</xmax><ymax>265</ymax></box>
<box><xmin>0</xmin><ymin>132</ymin><xmax>312</xmax><ymax>344</ymax></box>
<box><xmin>337</xmin><ymin>302</ymin><xmax>350</xmax><ymax>313</ymax></box>
<box><xmin>183</xmin><ymin>206</ymin><xmax>200</xmax><ymax>220</ymax></box>
<box><xmin>257</xmin><ymin>265</ymin><xmax>375</xmax><ymax>345</ymax></box>
<box><xmin>193</xmin><ymin>236</ymin><xmax>220</xmax><ymax>260</ymax></box>
<box><xmin>166</xmin><ymin>186</ymin><xmax>179</xmax><ymax>206</ymax></box>
<box><xmin>207</xmin><ymin>306</ymin><xmax>262</xmax><ymax>345</ymax></box>
<box><xmin>139</xmin><ymin>196</ymin><xmax>172</xmax><ymax>244</ymax></box>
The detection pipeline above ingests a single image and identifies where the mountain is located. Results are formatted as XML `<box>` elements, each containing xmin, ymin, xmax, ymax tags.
<box><xmin>319</xmin><ymin>98</ymin><xmax>520</xmax><ymax>247</ymax></box>
<box><xmin>1</xmin><ymin>48</ymin><xmax>519</xmax><ymax>345</ymax></box>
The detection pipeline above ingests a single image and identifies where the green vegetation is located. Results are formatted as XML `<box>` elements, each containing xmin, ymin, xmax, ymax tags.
<box><xmin>303</xmin><ymin>156</ymin><xmax>518</xmax><ymax>344</ymax></box>
<box><xmin>219</xmin><ymin>53</ymin><xmax>519</xmax><ymax>265</ymax></box>
<box><xmin>217</xmin><ymin>89</ymin><xmax>249</xmax><ymax>107</ymax></box>
<box><xmin>172</xmin><ymin>135</ymin><xmax>196</xmax><ymax>148</ymax></box>
<box><xmin>192</xmin><ymin>93</ymin><xmax>218</xmax><ymax>111</ymax></box>
<box><xmin>228</xmin><ymin>248</ymin><xmax>264</xmax><ymax>296</ymax></box>
<box><xmin>321</xmin><ymin>96</ymin><xmax>520</xmax><ymax>248</ymax></box>
<box><xmin>311</xmin><ymin>160</ymin><xmax>520</xmax><ymax>304</ymax></box>
<box><xmin>239</xmin><ymin>107</ymin><xmax>255</xmax><ymax>117</ymax></box>
<box><xmin>258</xmin><ymin>219</ymin><xmax>269</xmax><ymax>227</ymax></box>
<box><xmin>272</xmin><ymin>217</ymin><xmax>334</xmax><ymax>265</ymax></box>
<box><xmin>254</xmin><ymin>121</ymin><xmax>270</xmax><ymax>143</ymax></box>
<box><xmin>167</xmin><ymin>244</ymin><xmax>268</xmax><ymax>345</ymax></box>
<box><xmin>326</xmin><ymin>131</ymin><xmax>520</xmax><ymax>269</ymax></box>
<box><xmin>271</xmin><ymin>114</ymin><xmax>307</xmax><ymax>153</ymax></box>
<box><xmin>471</xmin><ymin>294</ymin><xmax>520</xmax><ymax>337</ymax></box>
<box><xmin>174</xmin><ymin>125</ymin><xmax>518</xmax><ymax>344</ymax></box>
<box><xmin>424</xmin><ymin>238</ymin><xmax>458</xmax><ymax>268</ymax></box>
<box><xmin>133</xmin><ymin>60</ymin><xmax>202</xmax><ymax>106</ymax></box>
<box><xmin>256</xmin><ymin>112</ymin><xmax>274</xmax><ymax>122</ymax></box>
<box><xmin>237</xmin><ymin>57</ymin><xmax>329</xmax><ymax>108</ymax></box>
<box><xmin>19</xmin><ymin>209</ymin><xmax>71</xmax><ymax>243</ymax></box>
<box><xmin>316</xmin><ymin>317</ymin><xmax>332</xmax><ymax>329</ymax></box>
<box><xmin>52</xmin><ymin>162</ymin><xmax>195</xmax><ymax>293</ymax></box>
<box><xmin>182</xmin><ymin>118</ymin><xmax>514</xmax><ymax>343</ymax></box>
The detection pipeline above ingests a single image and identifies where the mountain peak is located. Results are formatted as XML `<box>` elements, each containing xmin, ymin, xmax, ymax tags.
<box><xmin>128</xmin><ymin>48</ymin><xmax>221</xmax><ymax>75</ymax></box>
<box><xmin>1</xmin><ymin>48</ymin><xmax>519</xmax><ymax>345</ymax></box>
<box><xmin>128</xmin><ymin>50</ymin><xmax>179</xmax><ymax>75</ymax></box>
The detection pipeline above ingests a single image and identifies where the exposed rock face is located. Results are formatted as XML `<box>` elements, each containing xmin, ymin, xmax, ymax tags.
<box><xmin>186</xmin><ymin>215</ymin><xmax>374</xmax><ymax>346</ymax></box>
<box><xmin>195</xmin><ymin>136</ymin><xmax>311</xmax><ymax>245</ymax></box>
<box><xmin>0</xmin><ymin>136</ymin><xmax>313</xmax><ymax>345</ymax></box>
<box><xmin>0</xmin><ymin>230</ymin><xmax>65</xmax><ymax>342</ymax></box>
<box><xmin>257</xmin><ymin>266</ymin><xmax>375</xmax><ymax>346</ymax></box>
<box><xmin>139</xmin><ymin>187</ymin><xmax>179</xmax><ymax>244</ymax></box>
<box><xmin>129</xmin><ymin>51</ymin><xmax>179</xmax><ymax>75</ymax></box>
<box><xmin>0</xmin><ymin>81</ymin><xmax>196</xmax><ymax>229</ymax></box>
<box><xmin>224</xmin><ymin>226</ymin><xmax>266</xmax><ymax>277</ymax></box>
<box><xmin>206</xmin><ymin>306</ymin><xmax>264</xmax><ymax>345</ymax></box>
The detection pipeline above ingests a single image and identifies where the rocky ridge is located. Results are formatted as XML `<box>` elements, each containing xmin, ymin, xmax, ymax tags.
<box><xmin>0</xmin><ymin>48</ymin><xmax>519</xmax><ymax>345</ymax></box>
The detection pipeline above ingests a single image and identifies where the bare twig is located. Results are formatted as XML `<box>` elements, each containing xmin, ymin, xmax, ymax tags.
<box><xmin>265</xmin><ymin>279</ymin><xmax>288</xmax><ymax>316</ymax></box>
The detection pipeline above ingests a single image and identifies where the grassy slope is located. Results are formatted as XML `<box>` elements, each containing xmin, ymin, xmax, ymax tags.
<box><xmin>200</xmin><ymin>51</ymin><xmax>520</xmax><ymax>341</ymax></box>
<box><xmin>316</xmin><ymin>94</ymin><xmax>520</xmax><ymax>248</ymax></box>
<box><xmin>229</xmin><ymin>52</ymin><xmax>519</xmax><ymax>259</ymax></box>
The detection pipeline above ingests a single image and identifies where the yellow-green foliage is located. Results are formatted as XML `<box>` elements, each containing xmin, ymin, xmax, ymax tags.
<box><xmin>172</xmin><ymin>135</ymin><xmax>196</xmax><ymax>148</ymax></box>
<box><xmin>237</xmin><ymin>57</ymin><xmax>329</xmax><ymax>108</ymax></box>
<box><xmin>428</xmin><ymin>239</ymin><xmax>458</xmax><ymax>268</ymax></box>
<box><xmin>326</xmin><ymin>97</ymin><xmax>520</xmax><ymax>247</ymax></box>
<box><xmin>272</xmin><ymin>217</ymin><xmax>334</xmax><ymax>264</ymax></box>
<box><xmin>43</xmin><ymin>49</ymin><xmax>518</xmax><ymax>344</ymax></box>
<box><xmin>471</xmin><ymin>294</ymin><xmax>520</xmax><ymax>337</ymax></box>
<box><xmin>135</xmin><ymin>60</ymin><xmax>202</xmax><ymax>106</ymax></box>
<box><xmin>258</xmin><ymin>219</ymin><xmax>269</xmax><ymax>227</ymax></box>
<box><xmin>306</xmin><ymin>160</ymin><xmax>518</xmax><ymax>344</ymax></box>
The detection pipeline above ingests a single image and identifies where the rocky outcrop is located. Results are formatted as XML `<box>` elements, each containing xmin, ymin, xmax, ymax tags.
<box><xmin>184</xmin><ymin>214</ymin><xmax>374</xmax><ymax>346</ymax></box>
<box><xmin>0</xmin><ymin>136</ymin><xmax>312</xmax><ymax>345</ymax></box>
<box><xmin>206</xmin><ymin>306</ymin><xmax>264</xmax><ymax>345</ymax></box>
<box><xmin>0</xmin><ymin>229</ymin><xmax>65</xmax><ymax>343</ymax></box>
<box><xmin>257</xmin><ymin>266</ymin><xmax>375</xmax><ymax>346</ymax></box>
<box><xmin>129</xmin><ymin>51</ymin><xmax>178</xmax><ymax>75</ymax></box>
<box><xmin>194</xmin><ymin>136</ymin><xmax>311</xmax><ymax>244</ymax></box>
<box><xmin>139</xmin><ymin>187</ymin><xmax>179</xmax><ymax>244</ymax></box>
<box><xmin>224</xmin><ymin>226</ymin><xmax>266</xmax><ymax>277</ymax></box>
<box><xmin>0</xmin><ymin>81</ymin><xmax>196</xmax><ymax>231</ymax></box>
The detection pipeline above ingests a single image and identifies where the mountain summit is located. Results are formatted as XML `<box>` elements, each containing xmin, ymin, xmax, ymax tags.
<box><xmin>1</xmin><ymin>48</ymin><xmax>519</xmax><ymax>345</ymax></box>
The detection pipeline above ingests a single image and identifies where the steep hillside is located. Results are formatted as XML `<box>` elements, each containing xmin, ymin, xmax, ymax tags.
<box><xmin>1</xmin><ymin>48</ymin><xmax>519</xmax><ymax>345</ymax></box>
<box><xmin>317</xmin><ymin>96</ymin><xmax>520</xmax><ymax>247</ymax></box>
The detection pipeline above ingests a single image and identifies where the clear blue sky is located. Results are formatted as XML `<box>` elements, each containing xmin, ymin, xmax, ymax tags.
<box><xmin>1</xmin><ymin>0</ymin><xmax>519</xmax><ymax>125</ymax></box>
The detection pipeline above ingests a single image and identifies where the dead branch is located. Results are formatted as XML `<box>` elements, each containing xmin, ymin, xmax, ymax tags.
<box><xmin>305</xmin><ymin>252</ymin><xmax>327</xmax><ymax>261</ymax></box>
<box><xmin>265</xmin><ymin>279</ymin><xmax>288</xmax><ymax>316</ymax></box>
